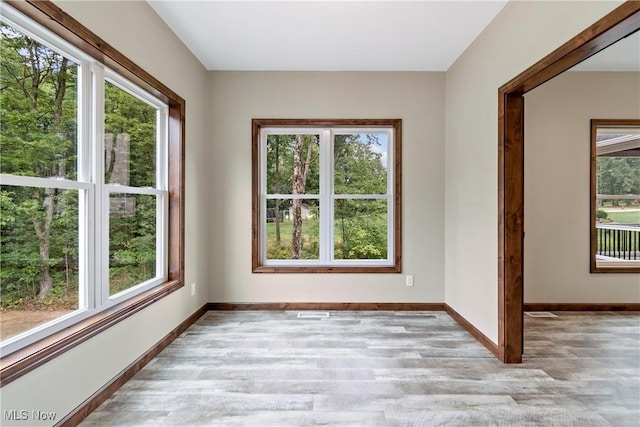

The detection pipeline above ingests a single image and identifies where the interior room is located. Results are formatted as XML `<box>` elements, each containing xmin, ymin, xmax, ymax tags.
<box><xmin>0</xmin><ymin>0</ymin><xmax>638</xmax><ymax>426</ymax></box>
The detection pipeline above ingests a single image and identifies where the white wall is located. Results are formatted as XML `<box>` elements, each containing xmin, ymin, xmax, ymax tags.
<box><xmin>208</xmin><ymin>72</ymin><xmax>445</xmax><ymax>303</ymax></box>
<box><xmin>445</xmin><ymin>1</ymin><xmax>623</xmax><ymax>343</ymax></box>
<box><xmin>524</xmin><ymin>71</ymin><xmax>640</xmax><ymax>303</ymax></box>
<box><xmin>1</xmin><ymin>2</ymin><xmax>210</xmax><ymax>425</ymax></box>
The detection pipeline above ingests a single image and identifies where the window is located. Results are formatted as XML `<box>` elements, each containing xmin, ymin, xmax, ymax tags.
<box><xmin>0</xmin><ymin>1</ymin><xmax>184</xmax><ymax>382</ymax></box>
<box><xmin>252</xmin><ymin>119</ymin><xmax>401</xmax><ymax>273</ymax></box>
<box><xmin>590</xmin><ymin>119</ymin><xmax>640</xmax><ymax>273</ymax></box>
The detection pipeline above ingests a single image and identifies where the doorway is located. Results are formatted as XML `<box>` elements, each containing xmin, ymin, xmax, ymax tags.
<box><xmin>498</xmin><ymin>2</ymin><xmax>640</xmax><ymax>363</ymax></box>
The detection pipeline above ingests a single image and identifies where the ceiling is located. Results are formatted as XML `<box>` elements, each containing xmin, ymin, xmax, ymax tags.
<box><xmin>147</xmin><ymin>0</ymin><xmax>509</xmax><ymax>71</ymax></box>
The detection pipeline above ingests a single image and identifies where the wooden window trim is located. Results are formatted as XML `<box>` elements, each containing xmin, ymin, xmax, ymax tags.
<box><xmin>590</xmin><ymin>118</ymin><xmax>640</xmax><ymax>274</ymax></box>
<box><xmin>0</xmin><ymin>0</ymin><xmax>185</xmax><ymax>386</ymax></box>
<box><xmin>252</xmin><ymin>118</ymin><xmax>402</xmax><ymax>273</ymax></box>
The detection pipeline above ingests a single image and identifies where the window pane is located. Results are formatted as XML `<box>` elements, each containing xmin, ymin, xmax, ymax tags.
<box><xmin>334</xmin><ymin>133</ymin><xmax>387</xmax><ymax>195</ymax></box>
<box><xmin>109</xmin><ymin>193</ymin><xmax>156</xmax><ymax>296</ymax></box>
<box><xmin>334</xmin><ymin>199</ymin><xmax>387</xmax><ymax>260</ymax></box>
<box><xmin>595</xmin><ymin>154</ymin><xmax>640</xmax><ymax>264</ymax></box>
<box><xmin>0</xmin><ymin>185</ymin><xmax>80</xmax><ymax>340</ymax></box>
<box><xmin>266</xmin><ymin>198</ymin><xmax>319</xmax><ymax>260</ymax></box>
<box><xmin>104</xmin><ymin>81</ymin><xmax>157</xmax><ymax>188</ymax></box>
<box><xmin>0</xmin><ymin>22</ymin><xmax>78</xmax><ymax>180</ymax></box>
<box><xmin>266</xmin><ymin>134</ymin><xmax>320</xmax><ymax>195</ymax></box>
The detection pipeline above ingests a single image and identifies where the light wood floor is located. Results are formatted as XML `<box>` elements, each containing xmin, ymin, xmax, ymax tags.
<box><xmin>81</xmin><ymin>311</ymin><xmax>639</xmax><ymax>426</ymax></box>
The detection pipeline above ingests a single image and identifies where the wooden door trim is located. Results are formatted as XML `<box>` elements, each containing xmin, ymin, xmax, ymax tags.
<box><xmin>498</xmin><ymin>2</ymin><xmax>640</xmax><ymax>363</ymax></box>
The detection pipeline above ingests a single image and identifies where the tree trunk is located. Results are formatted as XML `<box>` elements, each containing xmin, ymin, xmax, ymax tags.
<box><xmin>291</xmin><ymin>135</ymin><xmax>315</xmax><ymax>259</ymax></box>
<box><xmin>274</xmin><ymin>142</ymin><xmax>281</xmax><ymax>244</ymax></box>
<box><xmin>30</xmin><ymin>54</ymin><xmax>68</xmax><ymax>298</ymax></box>
<box><xmin>33</xmin><ymin>187</ymin><xmax>55</xmax><ymax>298</ymax></box>
<box><xmin>291</xmin><ymin>136</ymin><xmax>304</xmax><ymax>258</ymax></box>
<box><xmin>65</xmin><ymin>251</ymin><xmax>70</xmax><ymax>289</ymax></box>
<box><xmin>27</xmin><ymin>40</ymin><xmax>40</xmax><ymax>110</ymax></box>
<box><xmin>302</xmin><ymin>135</ymin><xmax>316</xmax><ymax>185</ymax></box>
<box><xmin>339</xmin><ymin>201</ymin><xmax>347</xmax><ymax>254</ymax></box>
<box><xmin>53</xmin><ymin>59</ymin><xmax>68</xmax><ymax>123</ymax></box>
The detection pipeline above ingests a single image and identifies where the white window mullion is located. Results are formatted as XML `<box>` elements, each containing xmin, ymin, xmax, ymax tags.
<box><xmin>0</xmin><ymin>174</ymin><xmax>91</xmax><ymax>190</ymax></box>
<box><xmin>92</xmin><ymin>63</ymin><xmax>108</xmax><ymax>307</ymax></box>
<box><xmin>155</xmin><ymin>107</ymin><xmax>168</xmax><ymax>281</ymax></box>
<box><xmin>387</xmin><ymin>129</ymin><xmax>395</xmax><ymax>263</ymax></box>
<box><xmin>260</xmin><ymin>128</ymin><xmax>268</xmax><ymax>263</ymax></box>
<box><xmin>156</xmin><ymin>193</ymin><xmax>166</xmax><ymax>280</ymax></box>
<box><xmin>156</xmin><ymin>106</ymin><xmax>169</xmax><ymax>280</ymax></box>
<box><xmin>104</xmin><ymin>184</ymin><xmax>164</xmax><ymax>196</ymax></box>
<box><xmin>333</xmin><ymin>194</ymin><xmax>387</xmax><ymax>200</ymax></box>
<box><xmin>321</xmin><ymin>129</ymin><xmax>333</xmax><ymax>263</ymax></box>
<box><xmin>78</xmin><ymin>58</ymin><xmax>93</xmax><ymax>311</ymax></box>
<box><xmin>266</xmin><ymin>194</ymin><xmax>315</xmax><ymax>200</ymax></box>
<box><xmin>159</xmin><ymin>109</ymin><xmax>169</xmax><ymax>280</ymax></box>
<box><xmin>78</xmin><ymin>187</ymin><xmax>92</xmax><ymax>310</ymax></box>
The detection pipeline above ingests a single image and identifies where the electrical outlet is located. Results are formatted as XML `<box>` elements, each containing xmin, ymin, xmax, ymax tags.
<box><xmin>405</xmin><ymin>275</ymin><xmax>414</xmax><ymax>287</ymax></box>
<box><xmin>190</xmin><ymin>282</ymin><xmax>196</xmax><ymax>296</ymax></box>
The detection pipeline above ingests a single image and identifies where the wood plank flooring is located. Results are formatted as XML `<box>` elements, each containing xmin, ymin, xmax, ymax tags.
<box><xmin>80</xmin><ymin>311</ymin><xmax>639</xmax><ymax>426</ymax></box>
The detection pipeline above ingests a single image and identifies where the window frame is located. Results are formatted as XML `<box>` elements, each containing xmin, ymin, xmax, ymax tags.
<box><xmin>0</xmin><ymin>0</ymin><xmax>185</xmax><ymax>386</ymax></box>
<box><xmin>100</xmin><ymin>70</ymin><xmax>170</xmax><ymax>303</ymax></box>
<box><xmin>252</xmin><ymin>119</ymin><xmax>402</xmax><ymax>273</ymax></box>
<box><xmin>590</xmin><ymin>118</ymin><xmax>640</xmax><ymax>273</ymax></box>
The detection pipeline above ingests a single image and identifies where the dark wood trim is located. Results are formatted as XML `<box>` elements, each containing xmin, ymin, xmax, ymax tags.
<box><xmin>1</xmin><ymin>281</ymin><xmax>182</xmax><ymax>386</ymax></box>
<box><xmin>251</xmin><ymin>118</ymin><xmax>402</xmax><ymax>273</ymax></box>
<box><xmin>444</xmin><ymin>304</ymin><xmax>500</xmax><ymax>359</ymax></box>
<box><xmin>498</xmin><ymin>92</ymin><xmax>525</xmax><ymax>363</ymax></box>
<box><xmin>207</xmin><ymin>302</ymin><xmax>445</xmax><ymax>311</ymax></box>
<box><xmin>590</xmin><ymin>118</ymin><xmax>640</xmax><ymax>274</ymax></box>
<box><xmin>524</xmin><ymin>303</ymin><xmax>640</xmax><ymax>312</ymax></box>
<box><xmin>168</xmin><ymin>95</ymin><xmax>186</xmax><ymax>284</ymax></box>
<box><xmin>252</xmin><ymin>266</ymin><xmax>402</xmax><ymax>273</ymax></box>
<box><xmin>590</xmin><ymin>119</ymin><xmax>599</xmax><ymax>273</ymax></box>
<box><xmin>252</xmin><ymin>119</ymin><xmax>403</xmax><ymax>128</ymax></box>
<box><xmin>7</xmin><ymin>0</ymin><xmax>185</xmax><ymax>109</ymax></box>
<box><xmin>498</xmin><ymin>2</ymin><xmax>640</xmax><ymax>363</ymax></box>
<box><xmin>55</xmin><ymin>304</ymin><xmax>208</xmax><ymax>427</ymax></box>
<box><xmin>1</xmin><ymin>0</ymin><xmax>186</xmax><ymax>385</ymax></box>
<box><xmin>498</xmin><ymin>2</ymin><xmax>640</xmax><ymax>95</ymax></box>
<box><xmin>393</xmin><ymin>120</ymin><xmax>403</xmax><ymax>272</ymax></box>
<box><xmin>251</xmin><ymin>119</ymin><xmax>261</xmax><ymax>273</ymax></box>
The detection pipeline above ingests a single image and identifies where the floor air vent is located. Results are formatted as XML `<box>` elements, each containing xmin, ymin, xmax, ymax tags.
<box><xmin>525</xmin><ymin>312</ymin><xmax>558</xmax><ymax>318</ymax></box>
<box><xmin>297</xmin><ymin>311</ymin><xmax>330</xmax><ymax>318</ymax></box>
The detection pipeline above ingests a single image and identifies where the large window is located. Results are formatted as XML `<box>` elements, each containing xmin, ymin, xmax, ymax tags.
<box><xmin>0</xmin><ymin>1</ymin><xmax>184</xmax><ymax>383</ymax></box>
<box><xmin>252</xmin><ymin>119</ymin><xmax>401</xmax><ymax>273</ymax></box>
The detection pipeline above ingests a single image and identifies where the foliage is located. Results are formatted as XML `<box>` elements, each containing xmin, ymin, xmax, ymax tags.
<box><xmin>265</xmin><ymin>132</ymin><xmax>388</xmax><ymax>261</ymax></box>
<box><xmin>595</xmin><ymin>209</ymin><xmax>609</xmax><ymax>221</ymax></box>
<box><xmin>266</xmin><ymin>242</ymin><xmax>292</xmax><ymax>260</ymax></box>
<box><xmin>334</xmin><ymin>134</ymin><xmax>386</xmax><ymax>195</ymax></box>
<box><xmin>334</xmin><ymin>199</ymin><xmax>387</xmax><ymax>260</ymax></box>
<box><xmin>0</xmin><ymin>21</ymin><xmax>158</xmax><ymax>315</ymax></box>
<box><xmin>266</xmin><ymin>219</ymin><xmax>319</xmax><ymax>259</ymax></box>
<box><xmin>596</xmin><ymin>157</ymin><xmax>640</xmax><ymax>207</ymax></box>
<box><xmin>108</xmin><ymin>194</ymin><xmax>157</xmax><ymax>295</ymax></box>
<box><xmin>1</xmin><ymin>21</ymin><xmax>78</xmax><ymax>308</ymax></box>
